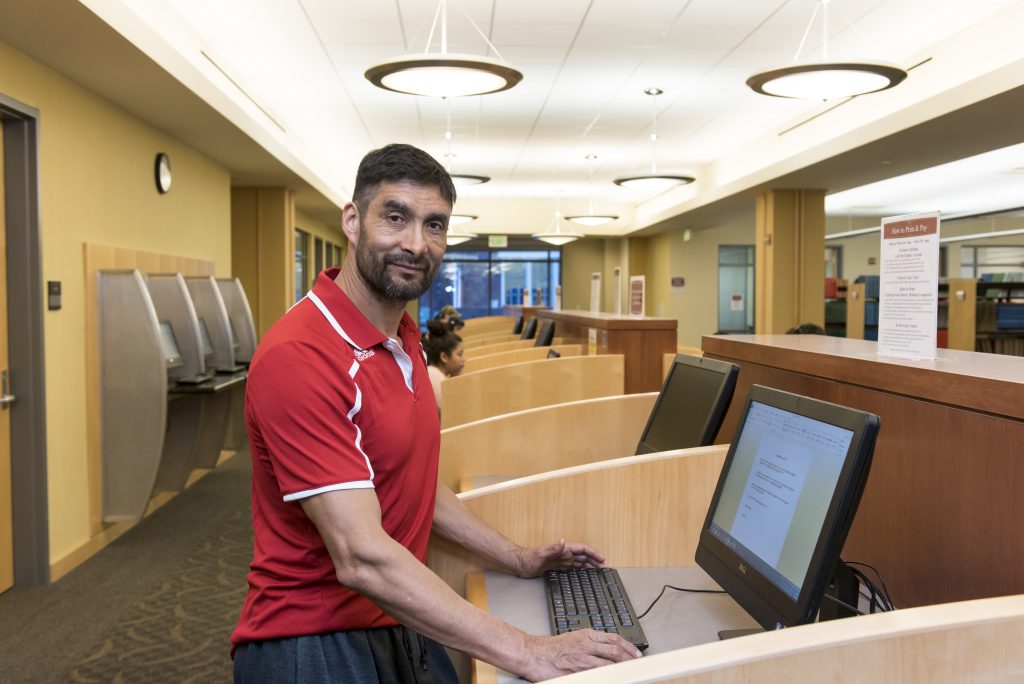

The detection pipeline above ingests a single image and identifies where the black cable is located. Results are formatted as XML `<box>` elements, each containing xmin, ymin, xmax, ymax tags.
<box><xmin>821</xmin><ymin>591</ymin><xmax>866</xmax><ymax>616</ymax></box>
<box><xmin>846</xmin><ymin>561</ymin><xmax>896</xmax><ymax>610</ymax></box>
<box><xmin>636</xmin><ymin>584</ymin><xmax>726</xmax><ymax>620</ymax></box>
<box><xmin>848</xmin><ymin>566</ymin><xmax>890</xmax><ymax>613</ymax></box>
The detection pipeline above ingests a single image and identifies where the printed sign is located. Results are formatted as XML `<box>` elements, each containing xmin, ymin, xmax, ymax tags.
<box><xmin>877</xmin><ymin>212</ymin><xmax>940</xmax><ymax>359</ymax></box>
<box><xmin>629</xmin><ymin>276</ymin><xmax>645</xmax><ymax>316</ymax></box>
<box><xmin>590</xmin><ymin>272</ymin><xmax>602</xmax><ymax>313</ymax></box>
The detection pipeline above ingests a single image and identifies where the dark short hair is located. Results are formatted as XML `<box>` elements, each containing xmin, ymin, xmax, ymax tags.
<box><xmin>353</xmin><ymin>144</ymin><xmax>456</xmax><ymax>212</ymax></box>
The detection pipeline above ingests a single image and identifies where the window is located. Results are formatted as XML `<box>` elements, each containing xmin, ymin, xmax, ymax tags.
<box><xmin>418</xmin><ymin>247</ymin><xmax>562</xmax><ymax>327</ymax></box>
<box><xmin>718</xmin><ymin>245</ymin><xmax>755</xmax><ymax>333</ymax></box>
<box><xmin>314</xmin><ymin>237</ymin><xmax>324</xmax><ymax>276</ymax></box>
<box><xmin>294</xmin><ymin>229</ymin><xmax>310</xmax><ymax>302</ymax></box>
<box><xmin>960</xmin><ymin>245</ymin><xmax>1024</xmax><ymax>279</ymax></box>
<box><xmin>325</xmin><ymin>241</ymin><xmax>335</xmax><ymax>268</ymax></box>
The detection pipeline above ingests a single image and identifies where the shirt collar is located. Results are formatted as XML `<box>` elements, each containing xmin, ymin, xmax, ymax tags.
<box><xmin>311</xmin><ymin>267</ymin><xmax>422</xmax><ymax>351</ymax></box>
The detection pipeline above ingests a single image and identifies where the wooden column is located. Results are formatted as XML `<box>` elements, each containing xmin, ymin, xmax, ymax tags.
<box><xmin>231</xmin><ymin>187</ymin><xmax>295</xmax><ymax>337</ymax></box>
<box><xmin>755</xmin><ymin>190</ymin><xmax>826</xmax><ymax>333</ymax></box>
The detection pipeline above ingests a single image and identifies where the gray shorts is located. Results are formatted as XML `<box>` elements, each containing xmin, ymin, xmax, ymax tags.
<box><xmin>233</xmin><ymin>625</ymin><xmax>459</xmax><ymax>684</ymax></box>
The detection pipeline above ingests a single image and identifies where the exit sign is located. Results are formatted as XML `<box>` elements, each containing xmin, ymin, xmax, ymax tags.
<box><xmin>488</xmin><ymin>235</ymin><xmax>508</xmax><ymax>248</ymax></box>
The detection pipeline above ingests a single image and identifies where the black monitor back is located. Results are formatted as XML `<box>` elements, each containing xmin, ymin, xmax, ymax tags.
<box><xmin>534</xmin><ymin>320</ymin><xmax>555</xmax><ymax>347</ymax></box>
<box><xmin>520</xmin><ymin>317</ymin><xmax>538</xmax><ymax>340</ymax></box>
<box><xmin>512</xmin><ymin>316</ymin><xmax>524</xmax><ymax>334</ymax></box>
<box><xmin>635</xmin><ymin>354</ymin><xmax>738</xmax><ymax>455</ymax></box>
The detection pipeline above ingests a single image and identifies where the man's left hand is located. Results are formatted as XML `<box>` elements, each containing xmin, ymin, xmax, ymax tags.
<box><xmin>513</xmin><ymin>539</ymin><xmax>606</xmax><ymax>578</ymax></box>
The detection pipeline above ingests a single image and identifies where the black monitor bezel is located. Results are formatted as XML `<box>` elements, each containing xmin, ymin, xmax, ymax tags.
<box><xmin>695</xmin><ymin>384</ymin><xmax>879</xmax><ymax>630</ymax></box>
<box><xmin>635</xmin><ymin>354</ymin><xmax>739</xmax><ymax>455</ymax></box>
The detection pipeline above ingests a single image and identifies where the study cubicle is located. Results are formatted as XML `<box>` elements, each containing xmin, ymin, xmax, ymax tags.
<box><xmin>535</xmin><ymin>310</ymin><xmax>677</xmax><ymax>393</ymax></box>
<box><xmin>439</xmin><ymin>392</ymin><xmax>658</xmax><ymax>492</ymax></box>
<box><xmin>429</xmin><ymin>445</ymin><xmax>1024</xmax><ymax>683</ymax></box>
<box><xmin>439</xmin><ymin>354</ymin><xmax>625</xmax><ymax>429</ymax></box>
<box><xmin>460</xmin><ymin>344</ymin><xmax>583</xmax><ymax>375</ymax></box>
<box><xmin>97</xmin><ymin>270</ymin><xmax>255</xmax><ymax>521</ymax></box>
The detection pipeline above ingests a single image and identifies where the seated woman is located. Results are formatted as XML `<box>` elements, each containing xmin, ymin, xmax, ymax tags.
<box><xmin>422</xmin><ymin>320</ymin><xmax>465</xmax><ymax>410</ymax></box>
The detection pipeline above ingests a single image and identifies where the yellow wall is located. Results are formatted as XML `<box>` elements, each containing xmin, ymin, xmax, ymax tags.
<box><xmin>641</xmin><ymin>219</ymin><xmax>756</xmax><ymax>347</ymax></box>
<box><xmin>561</xmin><ymin>238</ymin><xmax>605</xmax><ymax>311</ymax></box>
<box><xmin>0</xmin><ymin>41</ymin><xmax>231</xmax><ymax>566</ymax></box>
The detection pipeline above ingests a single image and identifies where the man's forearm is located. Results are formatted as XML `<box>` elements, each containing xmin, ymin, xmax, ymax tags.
<box><xmin>432</xmin><ymin>480</ymin><xmax>526</xmax><ymax>574</ymax></box>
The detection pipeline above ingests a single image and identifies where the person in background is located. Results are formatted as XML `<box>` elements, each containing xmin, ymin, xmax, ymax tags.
<box><xmin>423</xmin><ymin>319</ymin><xmax>465</xmax><ymax>409</ymax></box>
<box><xmin>231</xmin><ymin>143</ymin><xmax>640</xmax><ymax>683</ymax></box>
<box><xmin>436</xmin><ymin>304</ymin><xmax>460</xmax><ymax>324</ymax></box>
<box><xmin>786</xmin><ymin>322</ymin><xmax>827</xmax><ymax>335</ymax></box>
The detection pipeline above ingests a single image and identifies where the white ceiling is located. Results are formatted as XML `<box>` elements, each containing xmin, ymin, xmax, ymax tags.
<box><xmin>7</xmin><ymin>0</ymin><xmax>1022</xmax><ymax>231</ymax></box>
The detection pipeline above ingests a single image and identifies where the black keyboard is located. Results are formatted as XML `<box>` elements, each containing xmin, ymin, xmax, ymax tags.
<box><xmin>544</xmin><ymin>567</ymin><xmax>649</xmax><ymax>651</ymax></box>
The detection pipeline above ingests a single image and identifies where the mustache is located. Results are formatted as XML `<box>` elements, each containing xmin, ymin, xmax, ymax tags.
<box><xmin>384</xmin><ymin>254</ymin><xmax>431</xmax><ymax>271</ymax></box>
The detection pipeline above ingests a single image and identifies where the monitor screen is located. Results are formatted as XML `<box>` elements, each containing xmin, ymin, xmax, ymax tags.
<box><xmin>158</xmin><ymin>321</ymin><xmax>183</xmax><ymax>368</ymax></box>
<box><xmin>198</xmin><ymin>317</ymin><xmax>215</xmax><ymax>357</ymax></box>
<box><xmin>635</xmin><ymin>355</ymin><xmax>738</xmax><ymax>454</ymax></box>
<box><xmin>696</xmin><ymin>385</ymin><xmax>879</xmax><ymax>631</ymax></box>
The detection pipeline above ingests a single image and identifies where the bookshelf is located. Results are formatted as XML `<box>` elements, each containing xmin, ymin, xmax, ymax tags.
<box><xmin>947</xmin><ymin>277</ymin><xmax>1024</xmax><ymax>356</ymax></box>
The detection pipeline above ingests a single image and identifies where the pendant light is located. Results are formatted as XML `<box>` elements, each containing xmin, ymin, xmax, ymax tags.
<box><xmin>365</xmin><ymin>0</ymin><xmax>522</xmax><ymax>98</ymax></box>
<box><xmin>566</xmin><ymin>155</ymin><xmax>619</xmax><ymax>226</ymax></box>
<box><xmin>613</xmin><ymin>88</ymin><xmax>695</xmax><ymax>193</ymax></box>
<box><xmin>747</xmin><ymin>0</ymin><xmax>906</xmax><ymax>100</ymax></box>
<box><xmin>443</xmin><ymin>98</ymin><xmax>491</xmax><ymax>189</ymax></box>
<box><xmin>446</xmin><ymin>214</ymin><xmax>478</xmax><ymax>246</ymax></box>
<box><xmin>534</xmin><ymin>194</ymin><xmax>584</xmax><ymax>246</ymax></box>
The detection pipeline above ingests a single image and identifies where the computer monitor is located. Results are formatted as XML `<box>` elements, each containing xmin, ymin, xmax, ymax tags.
<box><xmin>695</xmin><ymin>385</ymin><xmax>880</xmax><ymax>633</ymax></box>
<box><xmin>158</xmin><ymin>320</ymin><xmax>183</xmax><ymax>369</ymax></box>
<box><xmin>520</xmin><ymin>317</ymin><xmax>538</xmax><ymax>340</ymax></box>
<box><xmin>534</xmin><ymin>320</ymin><xmax>555</xmax><ymax>347</ymax></box>
<box><xmin>634</xmin><ymin>355</ymin><xmax>739</xmax><ymax>455</ymax></box>
<box><xmin>198</xmin><ymin>317</ymin><xmax>215</xmax><ymax>358</ymax></box>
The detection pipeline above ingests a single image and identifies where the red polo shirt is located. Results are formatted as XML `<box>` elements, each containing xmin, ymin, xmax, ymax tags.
<box><xmin>231</xmin><ymin>268</ymin><xmax>441</xmax><ymax>649</ymax></box>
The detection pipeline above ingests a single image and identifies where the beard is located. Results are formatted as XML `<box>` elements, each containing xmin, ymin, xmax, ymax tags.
<box><xmin>355</xmin><ymin>228</ymin><xmax>440</xmax><ymax>302</ymax></box>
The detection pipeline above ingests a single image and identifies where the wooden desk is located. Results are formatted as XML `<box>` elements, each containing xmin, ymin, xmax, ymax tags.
<box><xmin>536</xmin><ymin>310</ymin><xmax>677</xmax><ymax>393</ymax></box>
<box><xmin>502</xmin><ymin>305</ymin><xmax>550</xmax><ymax>322</ymax></box>
<box><xmin>702</xmin><ymin>334</ymin><xmax>1024</xmax><ymax>608</ymax></box>
<box><xmin>471</xmin><ymin>567</ymin><xmax>757</xmax><ymax>683</ymax></box>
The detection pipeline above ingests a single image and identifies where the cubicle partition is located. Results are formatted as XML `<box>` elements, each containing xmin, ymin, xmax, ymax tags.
<box><xmin>97</xmin><ymin>271</ymin><xmax>168</xmax><ymax>522</ymax></box>
<box><xmin>96</xmin><ymin>270</ymin><xmax>253</xmax><ymax>522</ymax></box>
<box><xmin>215</xmin><ymin>277</ymin><xmax>258</xmax><ymax>451</ymax></box>
<box><xmin>145</xmin><ymin>274</ymin><xmax>210</xmax><ymax>494</ymax></box>
<box><xmin>536</xmin><ymin>310</ymin><xmax>676</xmax><ymax>393</ymax></box>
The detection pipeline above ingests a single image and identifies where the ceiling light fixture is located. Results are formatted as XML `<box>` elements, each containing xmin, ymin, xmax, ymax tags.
<box><xmin>567</xmin><ymin>155</ymin><xmax>619</xmax><ymax>226</ymax></box>
<box><xmin>613</xmin><ymin>88</ymin><xmax>695</xmax><ymax>193</ymax></box>
<box><xmin>747</xmin><ymin>0</ymin><xmax>907</xmax><ymax>100</ymax></box>
<box><xmin>533</xmin><ymin>207</ymin><xmax>584</xmax><ymax>246</ymax></box>
<box><xmin>449</xmin><ymin>214</ymin><xmax>478</xmax><ymax>225</ymax></box>
<box><xmin>364</xmin><ymin>0</ymin><xmax>523</xmax><ymax>98</ymax></box>
<box><xmin>442</xmin><ymin>99</ymin><xmax>491</xmax><ymax>188</ymax></box>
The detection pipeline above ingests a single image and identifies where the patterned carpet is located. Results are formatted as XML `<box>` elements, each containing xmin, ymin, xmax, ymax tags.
<box><xmin>0</xmin><ymin>451</ymin><xmax>253</xmax><ymax>684</ymax></box>
<box><xmin>67</xmin><ymin>509</ymin><xmax>250</xmax><ymax>683</ymax></box>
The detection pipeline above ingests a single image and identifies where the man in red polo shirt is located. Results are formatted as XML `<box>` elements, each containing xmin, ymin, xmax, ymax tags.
<box><xmin>231</xmin><ymin>144</ymin><xmax>641</xmax><ymax>683</ymax></box>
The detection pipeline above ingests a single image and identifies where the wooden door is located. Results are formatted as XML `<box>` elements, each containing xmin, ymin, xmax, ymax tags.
<box><xmin>0</xmin><ymin>120</ymin><xmax>12</xmax><ymax>593</ymax></box>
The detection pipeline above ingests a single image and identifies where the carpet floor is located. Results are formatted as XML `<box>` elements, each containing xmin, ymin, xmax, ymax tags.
<box><xmin>0</xmin><ymin>450</ymin><xmax>253</xmax><ymax>683</ymax></box>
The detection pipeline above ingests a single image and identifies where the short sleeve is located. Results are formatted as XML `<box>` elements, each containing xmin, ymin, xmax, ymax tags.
<box><xmin>247</xmin><ymin>340</ymin><xmax>374</xmax><ymax>501</ymax></box>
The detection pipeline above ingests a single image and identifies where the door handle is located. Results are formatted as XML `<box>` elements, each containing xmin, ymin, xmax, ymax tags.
<box><xmin>1</xmin><ymin>369</ymin><xmax>14</xmax><ymax>409</ymax></box>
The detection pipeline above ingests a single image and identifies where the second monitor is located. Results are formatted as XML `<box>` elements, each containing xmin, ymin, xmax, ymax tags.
<box><xmin>635</xmin><ymin>354</ymin><xmax>739</xmax><ymax>455</ymax></box>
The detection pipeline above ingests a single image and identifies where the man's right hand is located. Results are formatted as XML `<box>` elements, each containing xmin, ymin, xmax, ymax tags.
<box><xmin>517</xmin><ymin>629</ymin><xmax>642</xmax><ymax>681</ymax></box>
